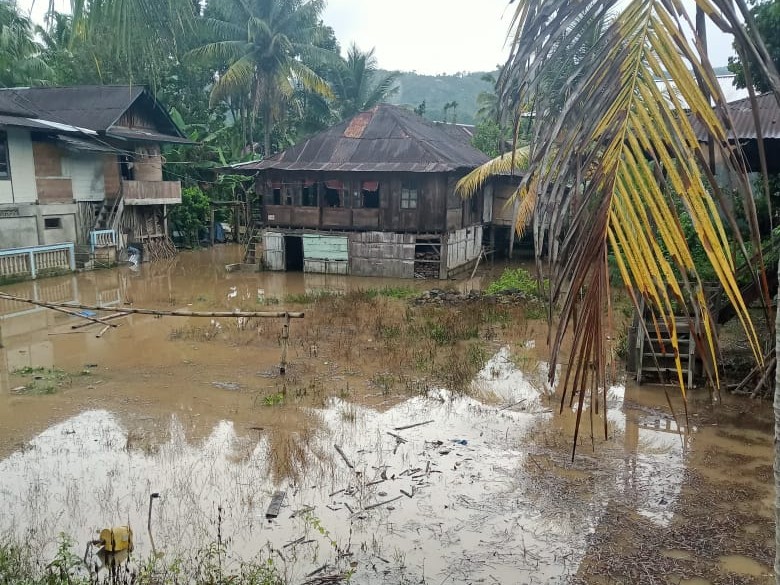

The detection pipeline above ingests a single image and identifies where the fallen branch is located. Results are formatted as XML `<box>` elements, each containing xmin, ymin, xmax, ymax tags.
<box><xmin>363</xmin><ymin>495</ymin><xmax>403</xmax><ymax>511</ymax></box>
<box><xmin>0</xmin><ymin>292</ymin><xmax>118</xmax><ymax>328</ymax></box>
<box><xmin>386</xmin><ymin>431</ymin><xmax>408</xmax><ymax>443</ymax></box>
<box><xmin>393</xmin><ymin>419</ymin><xmax>434</xmax><ymax>431</ymax></box>
<box><xmin>71</xmin><ymin>312</ymin><xmax>128</xmax><ymax>330</ymax></box>
<box><xmin>334</xmin><ymin>444</ymin><xmax>354</xmax><ymax>469</ymax></box>
<box><xmin>0</xmin><ymin>292</ymin><xmax>304</xmax><ymax>319</ymax></box>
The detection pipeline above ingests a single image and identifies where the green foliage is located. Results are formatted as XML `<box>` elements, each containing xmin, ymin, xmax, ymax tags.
<box><xmin>728</xmin><ymin>0</ymin><xmax>780</xmax><ymax>93</ymax></box>
<box><xmin>262</xmin><ymin>392</ymin><xmax>285</xmax><ymax>407</ymax></box>
<box><xmin>284</xmin><ymin>290</ymin><xmax>338</xmax><ymax>304</ymax></box>
<box><xmin>471</xmin><ymin>120</ymin><xmax>505</xmax><ymax>158</ymax></box>
<box><xmin>11</xmin><ymin>367</ymin><xmax>70</xmax><ymax>395</ymax></box>
<box><xmin>485</xmin><ymin>268</ymin><xmax>543</xmax><ymax>296</ymax></box>
<box><xmin>383</xmin><ymin>69</ymin><xmax>499</xmax><ymax>124</ymax></box>
<box><xmin>331</xmin><ymin>44</ymin><xmax>400</xmax><ymax>119</ymax></box>
<box><xmin>0</xmin><ymin>533</ymin><xmax>284</xmax><ymax>585</ymax></box>
<box><xmin>168</xmin><ymin>187</ymin><xmax>211</xmax><ymax>247</ymax></box>
<box><xmin>0</xmin><ymin>2</ymin><xmax>52</xmax><ymax>86</ymax></box>
<box><xmin>192</xmin><ymin>0</ymin><xmax>336</xmax><ymax>156</ymax></box>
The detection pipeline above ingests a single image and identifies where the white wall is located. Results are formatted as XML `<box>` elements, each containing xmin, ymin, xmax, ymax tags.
<box><xmin>6</xmin><ymin>129</ymin><xmax>36</xmax><ymax>203</ymax></box>
<box><xmin>65</xmin><ymin>154</ymin><xmax>105</xmax><ymax>201</ymax></box>
<box><xmin>39</xmin><ymin>203</ymin><xmax>78</xmax><ymax>246</ymax></box>
<box><xmin>0</xmin><ymin>129</ymin><xmax>37</xmax><ymax>205</ymax></box>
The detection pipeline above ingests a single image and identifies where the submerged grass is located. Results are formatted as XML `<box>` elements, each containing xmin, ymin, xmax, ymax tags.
<box><xmin>10</xmin><ymin>367</ymin><xmax>72</xmax><ymax>395</ymax></box>
<box><xmin>0</xmin><ymin>534</ymin><xmax>284</xmax><ymax>585</ymax></box>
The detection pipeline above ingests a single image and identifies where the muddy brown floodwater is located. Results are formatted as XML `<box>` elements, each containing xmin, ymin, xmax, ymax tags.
<box><xmin>0</xmin><ymin>245</ymin><xmax>774</xmax><ymax>584</ymax></box>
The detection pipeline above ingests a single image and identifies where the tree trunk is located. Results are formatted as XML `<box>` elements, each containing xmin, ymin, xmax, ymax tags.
<box><xmin>263</xmin><ymin>106</ymin><xmax>272</xmax><ymax>159</ymax></box>
<box><xmin>775</xmin><ymin>254</ymin><xmax>780</xmax><ymax>584</ymax></box>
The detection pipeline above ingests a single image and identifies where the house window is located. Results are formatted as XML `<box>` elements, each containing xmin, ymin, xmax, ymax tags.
<box><xmin>302</xmin><ymin>180</ymin><xmax>317</xmax><ymax>207</ymax></box>
<box><xmin>0</xmin><ymin>131</ymin><xmax>9</xmax><ymax>179</ymax></box>
<box><xmin>324</xmin><ymin>179</ymin><xmax>343</xmax><ymax>207</ymax></box>
<box><xmin>44</xmin><ymin>217</ymin><xmax>62</xmax><ymax>229</ymax></box>
<box><xmin>361</xmin><ymin>181</ymin><xmax>380</xmax><ymax>209</ymax></box>
<box><xmin>401</xmin><ymin>183</ymin><xmax>418</xmax><ymax>209</ymax></box>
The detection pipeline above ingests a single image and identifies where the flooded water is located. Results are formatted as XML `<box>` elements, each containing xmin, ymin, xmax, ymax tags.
<box><xmin>0</xmin><ymin>246</ymin><xmax>774</xmax><ymax>584</ymax></box>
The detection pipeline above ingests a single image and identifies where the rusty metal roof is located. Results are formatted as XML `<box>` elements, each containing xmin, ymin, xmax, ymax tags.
<box><xmin>696</xmin><ymin>92</ymin><xmax>780</xmax><ymax>141</ymax></box>
<box><xmin>232</xmin><ymin>104</ymin><xmax>489</xmax><ymax>174</ymax></box>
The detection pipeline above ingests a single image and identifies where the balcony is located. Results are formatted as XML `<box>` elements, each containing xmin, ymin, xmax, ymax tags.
<box><xmin>122</xmin><ymin>180</ymin><xmax>181</xmax><ymax>205</ymax></box>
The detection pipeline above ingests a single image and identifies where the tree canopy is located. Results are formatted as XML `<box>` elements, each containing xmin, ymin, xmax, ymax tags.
<box><xmin>728</xmin><ymin>0</ymin><xmax>780</xmax><ymax>93</ymax></box>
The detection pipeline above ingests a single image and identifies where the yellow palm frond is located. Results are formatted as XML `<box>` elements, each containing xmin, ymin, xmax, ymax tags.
<box><xmin>503</xmin><ymin>0</ymin><xmax>766</xmax><ymax>456</ymax></box>
<box><xmin>455</xmin><ymin>146</ymin><xmax>530</xmax><ymax>199</ymax></box>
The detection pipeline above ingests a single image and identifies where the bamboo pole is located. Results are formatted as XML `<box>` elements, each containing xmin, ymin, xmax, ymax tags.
<box><xmin>0</xmin><ymin>292</ymin><xmax>304</xmax><ymax>319</ymax></box>
<box><xmin>0</xmin><ymin>292</ymin><xmax>119</xmax><ymax>328</ymax></box>
<box><xmin>71</xmin><ymin>312</ymin><xmax>128</xmax><ymax>329</ymax></box>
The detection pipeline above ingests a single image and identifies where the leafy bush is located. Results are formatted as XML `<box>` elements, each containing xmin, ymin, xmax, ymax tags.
<box><xmin>485</xmin><ymin>268</ymin><xmax>544</xmax><ymax>296</ymax></box>
<box><xmin>168</xmin><ymin>186</ymin><xmax>211</xmax><ymax>247</ymax></box>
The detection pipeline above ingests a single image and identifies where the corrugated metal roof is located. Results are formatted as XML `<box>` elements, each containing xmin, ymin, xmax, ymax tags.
<box><xmin>695</xmin><ymin>92</ymin><xmax>780</xmax><ymax>141</ymax></box>
<box><xmin>0</xmin><ymin>92</ymin><xmax>38</xmax><ymax>117</ymax></box>
<box><xmin>0</xmin><ymin>85</ymin><xmax>146</xmax><ymax>131</ymax></box>
<box><xmin>233</xmin><ymin>104</ymin><xmax>489</xmax><ymax>173</ymax></box>
<box><xmin>107</xmin><ymin>127</ymin><xmax>194</xmax><ymax>144</ymax></box>
<box><xmin>0</xmin><ymin>86</ymin><xmax>187</xmax><ymax>142</ymax></box>
<box><xmin>0</xmin><ymin>115</ymin><xmax>53</xmax><ymax>130</ymax></box>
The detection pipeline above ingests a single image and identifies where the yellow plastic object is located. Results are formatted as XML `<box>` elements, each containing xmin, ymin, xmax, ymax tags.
<box><xmin>99</xmin><ymin>526</ymin><xmax>134</xmax><ymax>553</ymax></box>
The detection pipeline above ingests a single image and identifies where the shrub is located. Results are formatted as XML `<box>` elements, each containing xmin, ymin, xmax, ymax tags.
<box><xmin>485</xmin><ymin>267</ymin><xmax>544</xmax><ymax>296</ymax></box>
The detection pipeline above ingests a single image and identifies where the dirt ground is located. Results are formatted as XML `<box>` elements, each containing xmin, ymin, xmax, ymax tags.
<box><xmin>0</xmin><ymin>245</ymin><xmax>774</xmax><ymax>584</ymax></box>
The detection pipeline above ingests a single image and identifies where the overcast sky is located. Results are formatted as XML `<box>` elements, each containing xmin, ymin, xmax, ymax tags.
<box><xmin>20</xmin><ymin>0</ymin><xmax>737</xmax><ymax>74</ymax></box>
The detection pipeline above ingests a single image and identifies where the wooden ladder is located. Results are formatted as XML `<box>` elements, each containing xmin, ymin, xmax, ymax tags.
<box><xmin>635</xmin><ymin>299</ymin><xmax>697</xmax><ymax>388</ymax></box>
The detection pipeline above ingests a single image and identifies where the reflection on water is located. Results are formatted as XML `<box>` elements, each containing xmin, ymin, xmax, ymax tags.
<box><xmin>0</xmin><ymin>345</ymin><xmax>692</xmax><ymax>584</ymax></box>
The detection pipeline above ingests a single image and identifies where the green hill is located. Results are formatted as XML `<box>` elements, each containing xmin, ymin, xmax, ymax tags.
<box><xmin>380</xmin><ymin>69</ymin><xmax>498</xmax><ymax>125</ymax></box>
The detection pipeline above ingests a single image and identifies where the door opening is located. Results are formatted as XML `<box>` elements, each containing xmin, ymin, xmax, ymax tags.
<box><xmin>284</xmin><ymin>236</ymin><xmax>304</xmax><ymax>271</ymax></box>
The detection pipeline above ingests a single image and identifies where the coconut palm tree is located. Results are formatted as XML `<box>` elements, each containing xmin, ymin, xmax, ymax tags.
<box><xmin>0</xmin><ymin>1</ymin><xmax>52</xmax><ymax>86</ymax></box>
<box><xmin>66</xmin><ymin>0</ymin><xmax>195</xmax><ymax>86</ymax></box>
<box><xmin>192</xmin><ymin>0</ymin><xmax>335</xmax><ymax>157</ymax></box>
<box><xmin>460</xmin><ymin>0</ymin><xmax>780</xmax><ymax>576</ymax></box>
<box><xmin>330</xmin><ymin>44</ymin><xmax>399</xmax><ymax>120</ymax></box>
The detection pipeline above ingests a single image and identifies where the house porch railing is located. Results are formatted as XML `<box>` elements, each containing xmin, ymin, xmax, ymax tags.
<box><xmin>0</xmin><ymin>243</ymin><xmax>76</xmax><ymax>280</ymax></box>
<box><xmin>89</xmin><ymin>229</ymin><xmax>118</xmax><ymax>253</ymax></box>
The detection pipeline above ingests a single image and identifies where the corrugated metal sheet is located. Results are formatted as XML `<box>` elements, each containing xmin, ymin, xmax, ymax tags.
<box><xmin>233</xmin><ymin>104</ymin><xmax>489</xmax><ymax>174</ymax></box>
<box><xmin>0</xmin><ymin>86</ymin><xmax>186</xmax><ymax>141</ymax></box>
<box><xmin>695</xmin><ymin>93</ymin><xmax>780</xmax><ymax>141</ymax></box>
<box><xmin>0</xmin><ymin>86</ymin><xmax>145</xmax><ymax>131</ymax></box>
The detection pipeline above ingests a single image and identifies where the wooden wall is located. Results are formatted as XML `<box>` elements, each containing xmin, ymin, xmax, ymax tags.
<box><xmin>104</xmin><ymin>156</ymin><xmax>120</xmax><ymax>196</ymax></box>
<box><xmin>32</xmin><ymin>142</ymin><xmax>73</xmax><ymax>204</ymax></box>
<box><xmin>258</xmin><ymin>170</ymin><xmax>485</xmax><ymax>234</ymax></box>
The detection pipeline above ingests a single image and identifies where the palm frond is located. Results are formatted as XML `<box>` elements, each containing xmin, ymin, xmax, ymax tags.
<box><xmin>504</xmin><ymin>0</ymin><xmax>765</xmax><ymax>457</ymax></box>
<box><xmin>455</xmin><ymin>146</ymin><xmax>530</xmax><ymax>199</ymax></box>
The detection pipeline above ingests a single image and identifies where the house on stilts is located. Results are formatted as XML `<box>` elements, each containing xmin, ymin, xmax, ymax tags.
<box><xmin>230</xmin><ymin>104</ymin><xmax>493</xmax><ymax>278</ymax></box>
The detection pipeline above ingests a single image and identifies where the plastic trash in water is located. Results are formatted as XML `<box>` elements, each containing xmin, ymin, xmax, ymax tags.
<box><xmin>127</xmin><ymin>246</ymin><xmax>141</xmax><ymax>267</ymax></box>
<box><xmin>77</xmin><ymin>310</ymin><xmax>97</xmax><ymax>318</ymax></box>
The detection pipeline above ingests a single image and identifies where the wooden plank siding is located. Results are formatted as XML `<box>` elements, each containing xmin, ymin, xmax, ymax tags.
<box><xmin>36</xmin><ymin>178</ymin><xmax>73</xmax><ymax>203</ymax></box>
<box><xmin>258</xmin><ymin>171</ymin><xmax>477</xmax><ymax>234</ymax></box>
<box><xmin>32</xmin><ymin>141</ymin><xmax>73</xmax><ymax>203</ymax></box>
<box><xmin>32</xmin><ymin>142</ymin><xmax>63</xmax><ymax>177</ymax></box>
<box><xmin>104</xmin><ymin>155</ymin><xmax>121</xmax><ymax>196</ymax></box>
